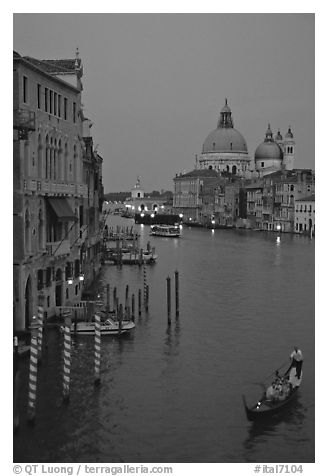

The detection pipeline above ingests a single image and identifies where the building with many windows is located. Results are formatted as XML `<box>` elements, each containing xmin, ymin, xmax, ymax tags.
<box><xmin>294</xmin><ymin>195</ymin><xmax>315</xmax><ymax>235</ymax></box>
<box><xmin>13</xmin><ymin>50</ymin><xmax>103</xmax><ymax>331</ymax></box>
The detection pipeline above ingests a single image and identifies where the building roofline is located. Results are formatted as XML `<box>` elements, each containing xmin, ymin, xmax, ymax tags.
<box><xmin>14</xmin><ymin>54</ymin><xmax>81</xmax><ymax>94</ymax></box>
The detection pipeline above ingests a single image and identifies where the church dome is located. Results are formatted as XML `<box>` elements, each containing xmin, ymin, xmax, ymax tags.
<box><xmin>203</xmin><ymin>128</ymin><xmax>248</xmax><ymax>154</ymax></box>
<box><xmin>202</xmin><ymin>99</ymin><xmax>248</xmax><ymax>154</ymax></box>
<box><xmin>255</xmin><ymin>124</ymin><xmax>283</xmax><ymax>161</ymax></box>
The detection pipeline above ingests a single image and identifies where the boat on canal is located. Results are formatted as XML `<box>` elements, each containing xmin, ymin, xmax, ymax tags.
<box><xmin>242</xmin><ymin>365</ymin><xmax>303</xmax><ymax>421</ymax></box>
<box><xmin>104</xmin><ymin>248</ymin><xmax>158</xmax><ymax>264</ymax></box>
<box><xmin>150</xmin><ymin>224</ymin><xmax>181</xmax><ymax>237</ymax></box>
<box><xmin>65</xmin><ymin>316</ymin><xmax>136</xmax><ymax>335</ymax></box>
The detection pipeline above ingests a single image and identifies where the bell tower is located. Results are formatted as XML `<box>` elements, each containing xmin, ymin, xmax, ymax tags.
<box><xmin>282</xmin><ymin>126</ymin><xmax>295</xmax><ymax>170</ymax></box>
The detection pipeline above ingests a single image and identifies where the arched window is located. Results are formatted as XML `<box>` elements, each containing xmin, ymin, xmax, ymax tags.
<box><xmin>50</xmin><ymin>137</ymin><xmax>54</xmax><ymax>179</ymax></box>
<box><xmin>45</xmin><ymin>135</ymin><xmax>50</xmax><ymax>179</ymax></box>
<box><xmin>58</xmin><ymin>139</ymin><xmax>62</xmax><ymax>181</ymax></box>
<box><xmin>37</xmin><ymin>134</ymin><xmax>43</xmax><ymax>178</ymax></box>
<box><xmin>73</xmin><ymin>144</ymin><xmax>77</xmax><ymax>181</ymax></box>
<box><xmin>64</xmin><ymin>143</ymin><xmax>68</xmax><ymax>181</ymax></box>
<box><xmin>54</xmin><ymin>139</ymin><xmax>57</xmax><ymax>180</ymax></box>
<box><xmin>38</xmin><ymin>208</ymin><xmax>44</xmax><ymax>250</ymax></box>
<box><xmin>25</xmin><ymin>208</ymin><xmax>30</xmax><ymax>255</ymax></box>
<box><xmin>226</xmin><ymin>165</ymin><xmax>230</xmax><ymax>172</ymax></box>
<box><xmin>232</xmin><ymin>165</ymin><xmax>237</xmax><ymax>175</ymax></box>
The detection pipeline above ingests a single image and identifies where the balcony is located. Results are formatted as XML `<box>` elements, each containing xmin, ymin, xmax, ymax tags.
<box><xmin>23</xmin><ymin>179</ymin><xmax>88</xmax><ymax>198</ymax></box>
<box><xmin>13</xmin><ymin>109</ymin><xmax>36</xmax><ymax>131</ymax></box>
<box><xmin>46</xmin><ymin>239</ymin><xmax>70</xmax><ymax>257</ymax></box>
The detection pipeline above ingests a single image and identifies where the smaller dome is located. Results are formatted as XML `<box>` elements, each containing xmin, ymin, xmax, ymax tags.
<box><xmin>255</xmin><ymin>142</ymin><xmax>283</xmax><ymax>161</ymax></box>
<box><xmin>255</xmin><ymin>125</ymin><xmax>283</xmax><ymax>161</ymax></box>
<box><xmin>285</xmin><ymin>126</ymin><xmax>294</xmax><ymax>139</ymax></box>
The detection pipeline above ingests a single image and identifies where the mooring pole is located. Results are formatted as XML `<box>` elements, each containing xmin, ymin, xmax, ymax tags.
<box><xmin>118</xmin><ymin>304</ymin><xmax>123</xmax><ymax>335</ymax></box>
<box><xmin>175</xmin><ymin>270</ymin><xmax>179</xmax><ymax>319</ymax></box>
<box><xmin>62</xmin><ymin>312</ymin><xmax>72</xmax><ymax>403</ymax></box>
<box><xmin>131</xmin><ymin>294</ymin><xmax>135</xmax><ymax>321</ymax></box>
<box><xmin>94</xmin><ymin>312</ymin><xmax>101</xmax><ymax>386</ymax></box>
<box><xmin>138</xmin><ymin>289</ymin><xmax>142</xmax><ymax>317</ymax></box>
<box><xmin>27</xmin><ymin>316</ymin><xmax>40</xmax><ymax>425</ymax></box>
<box><xmin>166</xmin><ymin>276</ymin><xmax>171</xmax><ymax>326</ymax></box>
<box><xmin>37</xmin><ymin>298</ymin><xmax>44</xmax><ymax>363</ymax></box>
<box><xmin>106</xmin><ymin>283</ymin><xmax>110</xmax><ymax>313</ymax></box>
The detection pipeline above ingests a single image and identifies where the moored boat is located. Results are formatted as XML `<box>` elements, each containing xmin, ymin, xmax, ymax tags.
<box><xmin>242</xmin><ymin>366</ymin><xmax>303</xmax><ymax>421</ymax></box>
<box><xmin>150</xmin><ymin>224</ymin><xmax>181</xmax><ymax>237</ymax></box>
<box><xmin>66</xmin><ymin>316</ymin><xmax>135</xmax><ymax>335</ymax></box>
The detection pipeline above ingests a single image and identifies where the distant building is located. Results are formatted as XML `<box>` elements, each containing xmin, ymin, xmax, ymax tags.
<box><xmin>294</xmin><ymin>195</ymin><xmax>315</xmax><ymax>235</ymax></box>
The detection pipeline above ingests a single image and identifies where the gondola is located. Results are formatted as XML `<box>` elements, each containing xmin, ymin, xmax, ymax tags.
<box><xmin>242</xmin><ymin>366</ymin><xmax>302</xmax><ymax>421</ymax></box>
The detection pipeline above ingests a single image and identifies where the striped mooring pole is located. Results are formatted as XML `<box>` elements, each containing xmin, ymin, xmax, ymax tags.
<box><xmin>143</xmin><ymin>264</ymin><xmax>147</xmax><ymax>301</ymax></box>
<box><xmin>94</xmin><ymin>313</ymin><xmax>101</xmax><ymax>386</ymax></box>
<box><xmin>27</xmin><ymin>316</ymin><xmax>39</xmax><ymax>425</ymax></box>
<box><xmin>62</xmin><ymin>312</ymin><xmax>72</xmax><ymax>403</ymax></box>
<box><xmin>37</xmin><ymin>301</ymin><xmax>44</xmax><ymax>363</ymax></box>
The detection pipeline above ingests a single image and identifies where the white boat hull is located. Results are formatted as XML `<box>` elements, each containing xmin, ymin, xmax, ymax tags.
<box><xmin>65</xmin><ymin>318</ymin><xmax>135</xmax><ymax>335</ymax></box>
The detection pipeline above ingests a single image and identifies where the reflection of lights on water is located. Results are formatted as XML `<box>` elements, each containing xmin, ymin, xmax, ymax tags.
<box><xmin>179</xmin><ymin>224</ymin><xmax>183</xmax><ymax>230</ymax></box>
<box><xmin>211</xmin><ymin>229</ymin><xmax>215</xmax><ymax>234</ymax></box>
<box><xmin>141</xmin><ymin>224</ymin><xmax>144</xmax><ymax>228</ymax></box>
<box><xmin>276</xmin><ymin>236</ymin><xmax>281</xmax><ymax>244</ymax></box>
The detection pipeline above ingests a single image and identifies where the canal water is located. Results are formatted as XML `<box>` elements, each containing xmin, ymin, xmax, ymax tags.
<box><xmin>14</xmin><ymin>216</ymin><xmax>315</xmax><ymax>463</ymax></box>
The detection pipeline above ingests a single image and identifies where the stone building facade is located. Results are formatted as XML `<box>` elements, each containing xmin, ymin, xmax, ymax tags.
<box><xmin>13</xmin><ymin>50</ymin><xmax>103</xmax><ymax>331</ymax></box>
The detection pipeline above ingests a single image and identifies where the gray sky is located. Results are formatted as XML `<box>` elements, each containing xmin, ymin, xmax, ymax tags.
<box><xmin>13</xmin><ymin>13</ymin><xmax>315</xmax><ymax>192</ymax></box>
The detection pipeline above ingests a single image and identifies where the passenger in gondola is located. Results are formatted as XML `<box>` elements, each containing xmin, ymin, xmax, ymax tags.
<box><xmin>290</xmin><ymin>346</ymin><xmax>303</xmax><ymax>379</ymax></box>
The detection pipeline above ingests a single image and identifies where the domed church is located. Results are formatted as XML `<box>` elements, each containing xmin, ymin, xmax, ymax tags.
<box><xmin>198</xmin><ymin>99</ymin><xmax>251</xmax><ymax>177</ymax></box>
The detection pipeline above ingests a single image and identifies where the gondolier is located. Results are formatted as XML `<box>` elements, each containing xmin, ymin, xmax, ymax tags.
<box><xmin>290</xmin><ymin>346</ymin><xmax>303</xmax><ymax>379</ymax></box>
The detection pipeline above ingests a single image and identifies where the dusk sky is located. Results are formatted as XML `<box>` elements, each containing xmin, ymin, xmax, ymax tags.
<box><xmin>13</xmin><ymin>13</ymin><xmax>315</xmax><ymax>193</ymax></box>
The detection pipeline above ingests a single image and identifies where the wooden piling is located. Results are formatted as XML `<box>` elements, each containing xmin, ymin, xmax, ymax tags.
<box><xmin>138</xmin><ymin>289</ymin><xmax>142</xmax><ymax>316</ymax></box>
<box><xmin>27</xmin><ymin>318</ymin><xmax>39</xmax><ymax>424</ymax></box>
<box><xmin>145</xmin><ymin>285</ymin><xmax>149</xmax><ymax>312</ymax></box>
<box><xmin>125</xmin><ymin>285</ymin><xmax>129</xmax><ymax>312</ymax></box>
<box><xmin>166</xmin><ymin>276</ymin><xmax>171</xmax><ymax>326</ymax></box>
<box><xmin>62</xmin><ymin>313</ymin><xmax>72</xmax><ymax>403</ymax></box>
<box><xmin>106</xmin><ymin>283</ymin><xmax>110</xmax><ymax>313</ymax></box>
<box><xmin>175</xmin><ymin>270</ymin><xmax>180</xmax><ymax>319</ymax></box>
<box><xmin>143</xmin><ymin>264</ymin><xmax>147</xmax><ymax>301</ymax></box>
<box><xmin>131</xmin><ymin>294</ymin><xmax>135</xmax><ymax>321</ymax></box>
<box><xmin>113</xmin><ymin>287</ymin><xmax>117</xmax><ymax>308</ymax></box>
<box><xmin>94</xmin><ymin>313</ymin><xmax>101</xmax><ymax>386</ymax></box>
<box><xmin>118</xmin><ymin>304</ymin><xmax>123</xmax><ymax>335</ymax></box>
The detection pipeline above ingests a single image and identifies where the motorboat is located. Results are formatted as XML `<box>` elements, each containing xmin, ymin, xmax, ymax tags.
<box><xmin>150</xmin><ymin>224</ymin><xmax>181</xmax><ymax>237</ymax></box>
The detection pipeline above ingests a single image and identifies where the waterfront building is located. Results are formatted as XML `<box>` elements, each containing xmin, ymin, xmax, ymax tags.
<box><xmin>124</xmin><ymin>178</ymin><xmax>167</xmax><ymax>217</ymax></box>
<box><xmin>198</xmin><ymin>99</ymin><xmax>251</xmax><ymax>177</ymax></box>
<box><xmin>245</xmin><ymin>169</ymin><xmax>315</xmax><ymax>232</ymax></box>
<box><xmin>81</xmin><ymin>118</ymin><xmax>104</xmax><ymax>286</ymax></box>
<box><xmin>294</xmin><ymin>195</ymin><xmax>315</xmax><ymax>235</ymax></box>
<box><xmin>173</xmin><ymin>169</ymin><xmax>220</xmax><ymax>223</ymax></box>
<box><xmin>13</xmin><ymin>50</ymin><xmax>103</xmax><ymax>331</ymax></box>
<box><xmin>246</xmin><ymin>182</ymin><xmax>264</xmax><ymax>229</ymax></box>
